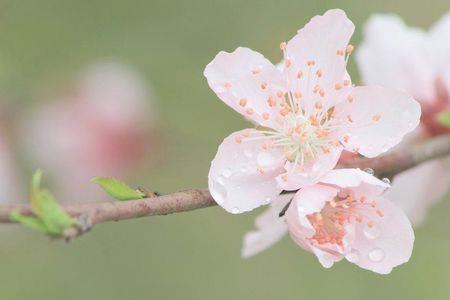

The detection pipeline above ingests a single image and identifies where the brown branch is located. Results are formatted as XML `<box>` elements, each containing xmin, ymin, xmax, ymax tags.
<box><xmin>1</xmin><ymin>133</ymin><xmax>449</xmax><ymax>237</ymax></box>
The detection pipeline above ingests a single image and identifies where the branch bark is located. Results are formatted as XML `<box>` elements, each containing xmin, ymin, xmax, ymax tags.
<box><xmin>1</xmin><ymin>133</ymin><xmax>449</xmax><ymax>237</ymax></box>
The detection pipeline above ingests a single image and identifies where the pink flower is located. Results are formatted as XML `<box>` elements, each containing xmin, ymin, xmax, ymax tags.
<box><xmin>357</xmin><ymin>13</ymin><xmax>450</xmax><ymax>225</ymax></box>
<box><xmin>205</xmin><ymin>9</ymin><xmax>421</xmax><ymax>214</ymax></box>
<box><xmin>285</xmin><ymin>169</ymin><xmax>414</xmax><ymax>274</ymax></box>
<box><xmin>22</xmin><ymin>61</ymin><xmax>157</xmax><ymax>202</ymax></box>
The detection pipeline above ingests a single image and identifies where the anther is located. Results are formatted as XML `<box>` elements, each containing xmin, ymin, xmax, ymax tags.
<box><xmin>246</xmin><ymin>108</ymin><xmax>254</xmax><ymax>115</ymax></box>
<box><xmin>262</xmin><ymin>112</ymin><xmax>270</xmax><ymax>120</ymax></box>
<box><xmin>343</xmin><ymin>80</ymin><xmax>350</xmax><ymax>86</ymax></box>
<box><xmin>346</xmin><ymin>44</ymin><xmax>354</xmax><ymax>54</ymax></box>
<box><xmin>372</xmin><ymin>114</ymin><xmax>381</xmax><ymax>121</ymax></box>
<box><xmin>279</xmin><ymin>42</ymin><xmax>287</xmax><ymax>50</ymax></box>
<box><xmin>335</xmin><ymin>83</ymin><xmax>342</xmax><ymax>90</ymax></box>
<box><xmin>267</xmin><ymin>96</ymin><xmax>276</xmax><ymax>107</ymax></box>
<box><xmin>239</xmin><ymin>98</ymin><xmax>247</xmax><ymax>107</ymax></box>
<box><xmin>261</xmin><ymin>82</ymin><xmax>268</xmax><ymax>90</ymax></box>
<box><xmin>224</xmin><ymin>82</ymin><xmax>232</xmax><ymax>89</ymax></box>
<box><xmin>280</xmin><ymin>107</ymin><xmax>290</xmax><ymax>116</ymax></box>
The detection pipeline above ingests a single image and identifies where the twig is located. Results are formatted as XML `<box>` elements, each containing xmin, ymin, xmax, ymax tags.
<box><xmin>0</xmin><ymin>133</ymin><xmax>449</xmax><ymax>236</ymax></box>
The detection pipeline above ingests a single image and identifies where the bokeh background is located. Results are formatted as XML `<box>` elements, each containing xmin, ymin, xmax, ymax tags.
<box><xmin>1</xmin><ymin>0</ymin><xmax>450</xmax><ymax>299</ymax></box>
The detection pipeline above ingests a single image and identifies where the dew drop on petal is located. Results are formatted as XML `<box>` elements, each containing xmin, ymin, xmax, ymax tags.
<box><xmin>363</xmin><ymin>224</ymin><xmax>381</xmax><ymax>240</ymax></box>
<box><xmin>211</xmin><ymin>178</ymin><xmax>227</xmax><ymax>205</ymax></box>
<box><xmin>257</xmin><ymin>151</ymin><xmax>277</xmax><ymax>167</ymax></box>
<box><xmin>363</xmin><ymin>168</ymin><xmax>374</xmax><ymax>175</ymax></box>
<box><xmin>222</xmin><ymin>168</ymin><xmax>232</xmax><ymax>178</ymax></box>
<box><xmin>244</xmin><ymin>149</ymin><xmax>253</xmax><ymax>158</ymax></box>
<box><xmin>382</xmin><ymin>177</ymin><xmax>390</xmax><ymax>184</ymax></box>
<box><xmin>368</xmin><ymin>248</ymin><xmax>385</xmax><ymax>262</ymax></box>
<box><xmin>346</xmin><ymin>250</ymin><xmax>360</xmax><ymax>263</ymax></box>
<box><xmin>217</xmin><ymin>176</ymin><xmax>225</xmax><ymax>185</ymax></box>
<box><xmin>231</xmin><ymin>207</ymin><xmax>240</xmax><ymax>214</ymax></box>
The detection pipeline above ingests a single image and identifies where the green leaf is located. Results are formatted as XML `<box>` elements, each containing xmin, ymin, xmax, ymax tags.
<box><xmin>438</xmin><ymin>109</ymin><xmax>450</xmax><ymax>128</ymax></box>
<box><xmin>30</xmin><ymin>170</ymin><xmax>75</xmax><ymax>236</ymax></box>
<box><xmin>10</xmin><ymin>211</ymin><xmax>47</xmax><ymax>233</ymax></box>
<box><xmin>91</xmin><ymin>177</ymin><xmax>145</xmax><ymax>201</ymax></box>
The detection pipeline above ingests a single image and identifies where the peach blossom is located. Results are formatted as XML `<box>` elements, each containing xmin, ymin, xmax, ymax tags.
<box><xmin>357</xmin><ymin>13</ymin><xmax>450</xmax><ymax>225</ymax></box>
<box><xmin>286</xmin><ymin>169</ymin><xmax>414</xmax><ymax>274</ymax></box>
<box><xmin>205</xmin><ymin>9</ymin><xmax>420</xmax><ymax>213</ymax></box>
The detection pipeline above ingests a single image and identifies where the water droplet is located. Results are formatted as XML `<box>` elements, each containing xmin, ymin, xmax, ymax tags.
<box><xmin>312</xmin><ymin>163</ymin><xmax>320</xmax><ymax>172</ymax></box>
<box><xmin>211</xmin><ymin>178</ymin><xmax>227</xmax><ymax>205</ymax></box>
<box><xmin>368</xmin><ymin>248</ymin><xmax>385</xmax><ymax>262</ymax></box>
<box><xmin>257</xmin><ymin>151</ymin><xmax>277</xmax><ymax>167</ymax></box>
<box><xmin>217</xmin><ymin>176</ymin><xmax>225</xmax><ymax>185</ymax></box>
<box><xmin>231</xmin><ymin>207</ymin><xmax>240</xmax><ymax>214</ymax></box>
<box><xmin>244</xmin><ymin>149</ymin><xmax>253</xmax><ymax>158</ymax></box>
<box><xmin>363</xmin><ymin>168</ymin><xmax>374</xmax><ymax>175</ymax></box>
<box><xmin>222</xmin><ymin>168</ymin><xmax>232</xmax><ymax>178</ymax></box>
<box><xmin>363</xmin><ymin>224</ymin><xmax>381</xmax><ymax>239</ymax></box>
<box><xmin>346</xmin><ymin>250</ymin><xmax>360</xmax><ymax>263</ymax></box>
<box><xmin>381</xmin><ymin>177</ymin><xmax>390</xmax><ymax>184</ymax></box>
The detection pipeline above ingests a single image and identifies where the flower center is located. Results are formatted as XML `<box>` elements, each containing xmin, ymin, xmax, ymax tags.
<box><xmin>259</xmin><ymin>106</ymin><xmax>337</xmax><ymax>165</ymax></box>
<box><xmin>307</xmin><ymin>193</ymin><xmax>384</xmax><ymax>247</ymax></box>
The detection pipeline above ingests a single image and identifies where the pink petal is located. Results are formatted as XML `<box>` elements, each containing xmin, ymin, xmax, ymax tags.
<box><xmin>276</xmin><ymin>146</ymin><xmax>342</xmax><ymax>190</ymax></box>
<box><xmin>349</xmin><ymin>197</ymin><xmax>414</xmax><ymax>274</ymax></box>
<box><xmin>241</xmin><ymin>193</ymin><xmax>293</xmax><ymax>258</ymax></box>
<box><xmin>319</xmin><ymin>168</ymin><xmax>389</xmax><ymax>197</ymax></box>
<box><xmin>430</xmin><ymin>12</ymin><xmax>450</xmax><ymax>96</ymax></box>
<box><xmin>208</xmin><ymin>129</ymin><xmax>285</xmax><ymax>214</ymax></box>
<box><xmin>204</xmin><ymin>47</ymin><xmax>286</xmax><ymax>129</ymax></box>
<box><xmin>285</xmin><ymin>185</ymin><xmax>343</xmax><ymax>260</ymax></box>
<box><xmin>336</xmin><ymin>86</ymin><xmax>421</xmax><ymax>157</ymax></box>
<box><xmin>356</xmin><ymin>14</ymin><xmax>435</xmax><ymax>102</ymax></box>
<box><xmin>283</xmin><ymin>9</ymin><xmax>355</xmax><ymax>110</ymax></box>
<box><xmin>384</xmin><ymin>159</ymin><xmax>450</xmax><ymax>226</ymax></box>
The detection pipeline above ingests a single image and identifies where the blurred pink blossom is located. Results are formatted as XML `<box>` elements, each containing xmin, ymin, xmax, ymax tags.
<box><xmin>23</xmin><ymin>61</ymin><xmax>158</xmax><ymax>202</ymax></box>
<box><xmin>205</xmin><ymin>9</ymin><xmax>420</xmax><ymax>214</ymax></box>
<box><xmin>357</xmin><ymin>13</ymin><xmax>450</xmax><ymax>225</ymax></box>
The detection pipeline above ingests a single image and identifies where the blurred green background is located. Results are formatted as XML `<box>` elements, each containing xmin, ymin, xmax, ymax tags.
<box><xmin>1</xmin><ymin>0</ymin><xmax>450</xmax><ymax>299</ymax></box>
